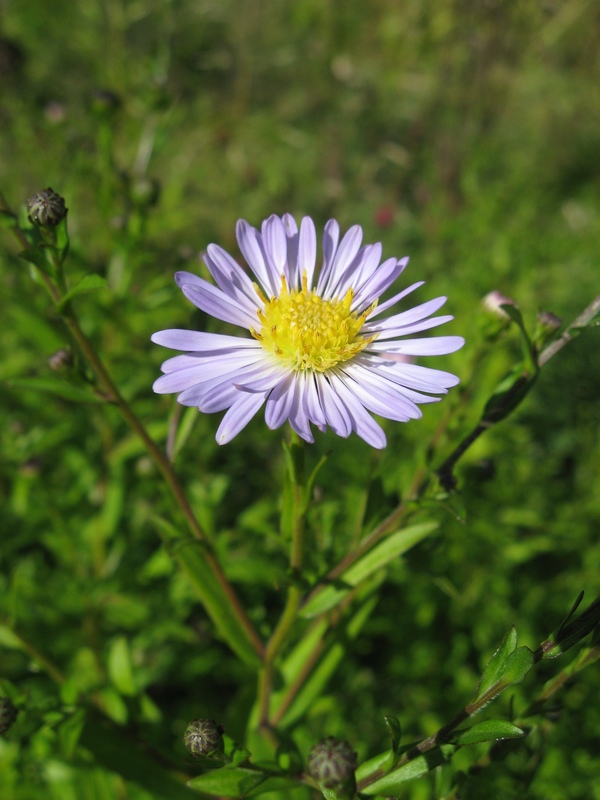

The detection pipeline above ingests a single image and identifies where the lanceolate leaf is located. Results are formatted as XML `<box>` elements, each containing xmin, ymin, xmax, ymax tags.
<box><xmin>450</xmin><ymin>719</ymin><xmax>524</xmax><ymax>746</ymax></box>
<box><xmin>55</xmin><ymin>273</ymin><xmax>108</xmax><ymax>312</ymax></box>
<box><xmin>274</xmin><ymin>586</ymin><xmax>381</xmax><ymax>729</ymax></box>
<box><xmin>79</xmin><ymin>709</ymin><xmax>198</xmax><ymax>799</ymax></box>
<box><xmin>301</xmin><ymin>521</ymin><xmax>438</xmax><ymax>618</ymax></box>
<box><xmin>476</xmin><ymin>627</ymin><xmax>518</xmax><ymax>699</ymax></box>
<box><xmin>360</xmin><ymin>745</ymin><xmax>455</xmax><ymax>796</ymax></box>
<box><xmin>173</xmin><ymin>539</ymin><xmax>261</xmax><ymax>667</ymax></box>
<box><xmin>187</xmin><ymin>766</ymin><xmax>269</xmax><ymax>796</ymax></box>
<box><xmin>6</xmin><ymin>376</ymin><xmax>106</xmax><ymax>404</ymax></box>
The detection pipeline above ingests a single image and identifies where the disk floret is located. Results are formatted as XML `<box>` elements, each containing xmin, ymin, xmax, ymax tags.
<box><xmin>254</xmin><ymin>275</ymin><xmax>374</xmax><ymax>372</ymax></box>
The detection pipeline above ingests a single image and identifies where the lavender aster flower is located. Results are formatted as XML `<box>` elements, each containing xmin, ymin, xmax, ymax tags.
<box><xmin>152</xmin><ymin>215</ymin><xmax>464</xmax><ymax>448</ymax></box>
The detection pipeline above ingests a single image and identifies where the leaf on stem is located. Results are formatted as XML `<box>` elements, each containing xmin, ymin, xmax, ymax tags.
<box><xmin>301</xmin><ymin>521</ymin><xmax>438</xmax><ymax>618</ymax></box>
<box><xmin>55</xmin><ymin>273</ymin><xmax>108</xmax><ymax>312</ymax></box>
<box><xmin>172</xmin><ymin>539</ymin><xmax>262</xmax><ymax>667</ymax></box>
<box><xmin>187</xmin><ymin>766</ymin><xmax>270</xmax><ymax>796</ymax></box>
<box><xmin>360</xmin><ymin>745</ymin><xmax>455</xmax><ymax>796</ymax></box>
<box><xmin>541</xmin><ymin>593</ymin><xmax>600</xmax><ymax>659</ymax></box>
<box><xmin>6</xmin><ymin>376</ymin><xmax>106</xmax><ymax>404</ymax></box>
<box><xmin>476</xmin><ymin>627</ymin><xmax>518</xmax><ymax>699</ymax></box>
<box><xmin>19</xmin><ymin>246</ymin><xmax>58</xmax><ymax>279</ymax></box>
<box><xmin>450</xmin><ymin>719</ymin><xmax>524</xmax><ymax>746</ymax></box>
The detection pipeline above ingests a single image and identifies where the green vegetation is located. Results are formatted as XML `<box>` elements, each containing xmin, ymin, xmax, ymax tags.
<box><xmin>1</xmin><ymin>2</ymin><xmax>599</xmax><ymax>798</ymax></box>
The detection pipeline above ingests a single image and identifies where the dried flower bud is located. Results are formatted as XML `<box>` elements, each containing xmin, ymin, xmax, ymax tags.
<box><xmin>48</xmin><ymin>348</ymin><xmax>73</xmax><ymax>372</ymax></box>
<box><xmin>307</xmin><ymin>737</ymin><xmax>357</xmax><ymax>790</ymax></box>
<box><xmin>183</xmin><ymin>718</ymin><xmax>224</xmax><ymax>757</ymax></box>
<box><xmin>536</xmin><ymin>311</ymin><xmax>561</xmax><ymax>333</ymax></box>
<box><xmin>0</xmin><ymin>697</ymin><xmax>18</xmax><ymax>734</ymax></box>
<box><xmin>534</xmin><ymin>311</ymin><xmax>562</xmax><ymax>350</ymax></box>
<box><xmin>26</xmin><ymin>188</ymin><xmax>67</xmax><ymax>228</ymax></box>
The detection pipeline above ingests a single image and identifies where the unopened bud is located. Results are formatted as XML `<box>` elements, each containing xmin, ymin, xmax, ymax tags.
<box><xmin>534</xmin><ymin>311</ymin><xmax>562</xmax><ymax>350</ymax></box>
<box><xmin>307</xmin><ymin>737</ymin><xmax>357</xmax><ymax>791</ymax></box>
<box><xmin>482</xmin><ymin>290</ymin><xmax>517</xmax><ymax>319</ymax></box>
<box><xmin>183</xmin><ymin>718</ymin><xmax>224</xmax><ymax>757</ymax></box>
<box><xmin>480</xmin><ymin>290</ymin><xmax>518</xmax><ymax>341</ymax></box>
<box><xmin>48</xmin><ymin>348</ymin><xmax>73</xmax><ymax>372</ymax></box>
<box><xmin>0</xmin><ymin>697</ymin><xmax>18</xmax><ymax>734</ymax></box>
<box><xmin>26</xmin><ymin>188</ymin><xmax>67</xmax><ymax>228</ymax></box>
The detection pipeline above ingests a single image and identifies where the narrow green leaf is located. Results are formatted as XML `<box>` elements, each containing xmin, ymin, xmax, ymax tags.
<box><xmin>476</xmin><ymin>627</ymin><xmax>518</xmax><ymax>699</ymax></box>
<box><xmin>543</xmin><ymin>594</ymin><xmax>600</xmax><ymax>658</ymax></box>
<box><xmin>173</xmin><ymin>539</ymin><xmax>261</xmax><ymax>667</ymax></box>
<box><xmin>276</xmin><ymin>586</ymin><xmax>381</xmax><ymax>728</ymax></box>
<box><xmin>0</xmin><ymin>209</ymin><xmax>17</xmax><ymax>228</ymax></box>
<box><xmin>6</xmin><ymin>376</ymin><xmax>105</xmax><ymax>404</ymax></box>
<box><xmin>482</xmin><ymin>365</ymin><xmax>535</xmax><ymax>425</ymax></box>
<box><xmin>500</xmin><ymin>303</ymin><xmax>537</xmax><ymax>370</ymax></box>
<box><xmin>361</xmin><ymin>745</ymin><xmax>455</xmax><ymax>796</ymax></box>
<box><xmin>79</xmin><ymin>709</ymin><xmax>198</xmax><ymax>799</ymax></box>
<box><xmin>55</xmin><ymin>273</ymin><xmax>107</xmax><ymax>312</ymax></box>
<box><xmin>384</xmin><ymin>715</ymin><xmax>402</xmax><ymax>755</ymax></box>
<box><xmin>54</xmin><ymin>215</ymin><xmax>70</xmax><ymax>263</ymax></box>
<box><xmin>58</xmin><ymin>708</ymin><xmax>87</xmax><ymax>758</ymax></box>
<box><xmin>501</xmin><ymin>646</ymin><xmax>534</xmax><ymax>685</ymax></box>
<box><xmin>245</xmin><ymin>775</ymin><xmax>307</xmax><ymax>796</ymax></box>
<box><xmin>19</xmin><ymin>246</ymin><xmax>56</xmax><ymax>278</ymax></box>
<box><xmin>451</xmin><ymin>719</ymin><xmax>524</xmax><ymax>746</ymax></box>
<box><xmin>172</xmin><ymin>406</ymin><xmax>199</xmax><ymax>459</ymax></box>
<box><xmin>301</xmin><ymin>521</ymin><xmax>438</xmax><ymax>618</ymax></box>
<box><xmin>355</xmin><ymin>749</ymin><xmax>394</xmax><ymax>784</ymax></box>
<box><xmin>187</xmin><ymin>766</ymin><xmax>268</xmax><ymax>796</ymax></box>
<box><xmin>108</xmin><ymin>636</ymin><xmax>137</xmax><ymax>696</ymax></box>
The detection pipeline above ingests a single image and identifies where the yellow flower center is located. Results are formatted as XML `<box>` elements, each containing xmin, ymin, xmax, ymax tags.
<box><xmin>252</xmin><ymin>276</ymin><xmax>376</xmax><ymax>372</ymax></box>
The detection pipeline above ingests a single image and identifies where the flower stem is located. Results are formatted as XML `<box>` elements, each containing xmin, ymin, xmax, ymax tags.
<box><xmin>258</xmin><ymin>436</ymin><xmax>307</xmax><ymax>733</ymax></box>
<box><xmin>1</xmin><ymin>190</ymin><xmax>264</xmax><ymax>661</ymax></box>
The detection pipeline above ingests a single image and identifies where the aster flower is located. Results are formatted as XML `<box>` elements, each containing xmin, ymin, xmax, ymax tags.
<box><xmin>152</xmin><ymin>215</ymin><xmax>464</xmax><ymax>448</ymax></box>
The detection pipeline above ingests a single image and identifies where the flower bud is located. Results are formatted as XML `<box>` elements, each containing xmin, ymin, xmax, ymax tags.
<box><xmin>48</xmin><ymin>348</ymin><xmax>73</xmax><ymax>372</ymax></box>
<box><xmin>307</xmin><ymin>737</ymin><xmax>357</xmax><ymax>792</ymax></box>
<box><xmin>183</xmin><ymin>718</ymin><xmax>224</xmax><ymax>757</ymax></box>
<box><xmin>479</xmin><ymin>290</ymin><xmax>518</xmax><ymax>341</ymax></box>
<box><xmin>0</xmin><ymin>697</ymin><xmax>18</xmax><ymax>734</ymax></box>
<box><xmin>26</xmin><ymin>188</ymin><xmax>67</xmax><ymax>228</ymax></box>
<box><xmin>534</xmin><ymin>311</ymin><xmax>562</xmax><ymax>350</ymax></box>
<box><xmin>482</xmin><ymin>290</ymin><xmax>517</xmax><ymax>319</ymax></box>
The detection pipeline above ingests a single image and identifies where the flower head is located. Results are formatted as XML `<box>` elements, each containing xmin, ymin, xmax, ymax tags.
<box><xmin>307</xmin><ymin>736</ymin><xmax>357</xmax><ymax>791</ymax></box>
<box><xmin>152</xmin><ymin>215</ymin><xmax>464</xmax><ymax>448</ymax></box>
<box><xmin>183</xmin><ymin>718</ymin><xmax>224</xmax><ymax>757</ymax></box>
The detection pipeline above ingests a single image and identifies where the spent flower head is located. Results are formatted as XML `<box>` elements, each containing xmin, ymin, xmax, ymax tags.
<box><xmin>183</xmin><ymin>718</ymin><xmax>224</xmax><ymax>756</ymax></box>
<box><xmin>26</xmin><ymin>188</ymin><xmax>67</xmax><ymax>228</ymax></box>
<box><xmin>152</xmin><ymin>214</ymin><xmax>464</xmax><ymax>447</ymax></box>
<box><xmin>307</xmin><ymin>736</ymin><xmax>357</xmax><ymax>791</ymax></box>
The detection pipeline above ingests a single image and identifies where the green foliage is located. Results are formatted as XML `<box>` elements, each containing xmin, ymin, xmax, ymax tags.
<box><xmin>2</xmin><ymin>1</ymin><xmax>600</xmax><ymax>799</ymax></box>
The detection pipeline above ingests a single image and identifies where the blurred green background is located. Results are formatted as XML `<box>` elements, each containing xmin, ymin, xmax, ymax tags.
<box><xmin>1</xmin><ymin>1</ymin><xmax>600</xmax><ymax>798</ymax></box>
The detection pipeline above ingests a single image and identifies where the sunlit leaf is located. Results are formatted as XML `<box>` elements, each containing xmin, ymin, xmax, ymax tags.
<box><xmin>450</xmin><ymin>719</ymin><xmax>525</xmax><ymax>746</ymax></box>
<box><xmin>476</xmin><ymin>627</ymin><xmax>518</xmax><ymax>699</ymax></box>
<box><xmin>301</xmin><ymin>521</ymin><xmax>438</xmax><ymax>618</ymax></box>
<box><xmin>361</xmin><ymin>745</ymin><xmax>455</xmax><ymax>796</ymax></box>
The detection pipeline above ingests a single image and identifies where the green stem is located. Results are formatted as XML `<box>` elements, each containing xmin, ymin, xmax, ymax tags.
<box><xmin>61</xmin><ymin>309</ymin><xmax>263</xmax><ymax>657</ymax></box>
<box><xmin>1</xmin><ymin>191</ymin><xmax>263</xmax><ymax>661</ymax></box>
<box><xmin>258</xmin><ymin>437</ymin><xmax>306</xmax><ymax>732</ymax></box>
